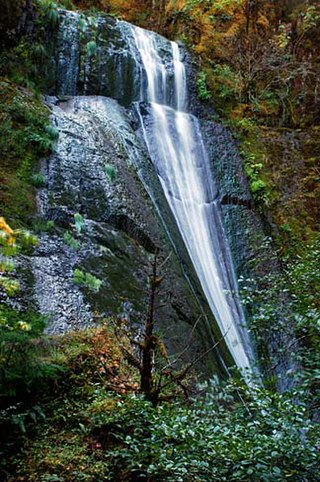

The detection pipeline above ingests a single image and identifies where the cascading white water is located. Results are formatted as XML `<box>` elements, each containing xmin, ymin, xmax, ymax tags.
<box><xmin>127</xmin><ymin>25</ymin><xmax>254</xmax><ymax>374</ymax></box>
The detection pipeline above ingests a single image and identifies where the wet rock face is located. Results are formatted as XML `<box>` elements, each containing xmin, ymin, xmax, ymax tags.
<box><xmin>54</xmin><ymin>12</ymin><xmax>141</xmax><ymax>104</ymax></box>
<box><xmin>0</xmin><ymin>0</ymin><xmax>35</xmax><ymax>48</ymax></box>
<box><xmin>200</xmin><ymin>116</ymin><xmax>298</xmax><ymax>391</ymax></box>
<box><xmin>34</xmin><ymin>96</ymin><xmax>158</xmax><ymax>332</ymax></box>
<box><xmin>32</xmin><ymin>234</ymin><xmax>92</xmax><ymax>334</ymax></box>
<box><xmin>42</xmin><ymin>96</ymin><xmax>175</xmax><ymax>247</ymax></box>
<box><xmin>50</xmin><ymin>11</ymin><xmax>177</xmax><ymax>106</ymax></box>
<box><xmin>27</xmin><ymin>95</ymin><xmax>209</xmax><ymax>368</ymax></box>
<box><xmin>200</xmin><ymin>120</ymin><xmax>252</xmax><ymax>204</ymax></box>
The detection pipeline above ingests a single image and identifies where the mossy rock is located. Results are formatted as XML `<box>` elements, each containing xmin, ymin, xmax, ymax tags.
<box><xmin>0</xmin><ymin>79</ymin><xmax>54</xmax><ymax>226</ymax></box>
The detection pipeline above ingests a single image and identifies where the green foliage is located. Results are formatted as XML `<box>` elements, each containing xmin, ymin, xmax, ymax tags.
<box><xmin>37</xmin><ymin>0</ymin><xmax>60</xmax><ymax>27</ymax></box>
<box><xmin>0</xmin><ymin>0</ymin><xmax>67</xmax><ymax>92</ymax></box>
<box><xmin>0</xmin><ymin>278</ymin><xmax>20</xmax><ymax>297</ymax></box>
<box><xmin>72</xmin><ymin>268</ymin><xmax>102</xmax><ymax>292</ymax></box>
<box><xmin>10</xmin><ymin>376</ymin><xmax>320</xmax><ymax>482</ymax></box>
<box><xmin>104</xmin><ymin>163</ymin><xmax>117</xmax><ymax>182</ymax></box>
<box><xmin>30</xmin><ymin>173</ymin><xmax>47</xmax><ymax>188</ymax></box>
<box><xmin>288</xmin><ymin>238</ymin><xmax>320</xmax><ymax>313</ymax></box>
<box><xmin>57</xmin><ymin>0</ymin><xmax>76</xmax><ymax>9</ymax></box>
<box><xmin>93</xmin><ymin>381</ymin><xmax>319</xmax><ymax>482</ymax></box>
<box><xmin>31</xmin><ymin>42</ymin><xmax>48</xmax><ymax>61</ymax></box>
<box><xmin>285</xmin><ymin>238</ymin><xmax>320</xmax><ymax>405</ymax></box>
<box><xmin>211</xmin><ymin>64</ymin><xmax>239</xmax><ymax>103</ymax></box>
<box><xmin>231</xmin><ymin>119</ymin><xmax>271</xmax><ymax>205</ymax></box>
<box><xmin>0</xmin><ymin>313</ymin><xmax>318</xmax><ymax>482</ymax></box>
<box><xmin>63</xmin><ymin>231</ymin><xmax>81</xmax><ymax>249</ymax></box>
<box><xmin>0</xmin><ymin>306</ymin><xmax>53</xmax><ymax>402</ymax></box>
<box><xmin>239</xmin><ymin>235</ymin><xmax>320</xmax><ymax>402</ymax></box>
<box><xmin>26</xmin><ymin>124</ymin><xmax>59</xmax><ymax>155</ymax></box>
<box><xmin>0</xmin><ymin>219</ymin><xmax>38</xmax><ymax>296</ymax></box>
<box><xmin>197</xmin><ymin>70</ymin><xmax>212</xmax><ymax>101</ymax></box>
<box><xmin>0</xmin><ymin>307</ymin><xmax>64</xmax><ymax>472</ymax></box>
<box><xmin>74</xmin><ymin>213</ymin><xmax>85</xmax><ymax>235</ymax></box>
<box><xmin>32</xmin><ymin>219</ymin><xmax>56</xmax><ymax>233</ymax></box>
<box><xmin>86</xmin><ymin>40</ymin><xmax>97</xmax><ymax>57</ymax></box>
<box><xmin>250</xmin><ymin>178</ymin><xmax>267</xmax><ymax>193</ymax></box>
<box><xmin>0</xmin><ymin>81</ymin><xmax>56</xmax><ymax>225</ymax></box>
<box><xmin>244</xmin><ymin>155</ymin><xmax>267</xmax><ymax>195</ymax></box>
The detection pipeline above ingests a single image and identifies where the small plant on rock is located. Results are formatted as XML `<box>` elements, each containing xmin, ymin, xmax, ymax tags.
<box><xmin>73</xmin><ymin>268</ymin><xmax>102</xmax><ymax>292</ymax></box>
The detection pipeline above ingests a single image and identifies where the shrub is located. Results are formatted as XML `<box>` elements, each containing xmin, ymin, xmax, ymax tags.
<box><xmin>0</xmin><ymin>218</ymin><xmax>38</xmax><ymax>295</ymax></box>
<box><xmin>197</xmin><ymin>70</ymin><xmax>212</xmax><ymax>101</ymax></box>
<box><xmin>32</xmin><ymin>219</ymin><xmax>55</xmax><ymax>233</ymax></box>
<box><xmin>91</xmin><ymin>381</ymin><xmax>319</xmax><ymax>482</ymax></box>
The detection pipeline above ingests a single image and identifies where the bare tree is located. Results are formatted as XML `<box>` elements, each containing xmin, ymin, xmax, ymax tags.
<box><xmin>114</xmin><ymin>249</ymin><xmax>229</xmax><ymax>406</ymax></box>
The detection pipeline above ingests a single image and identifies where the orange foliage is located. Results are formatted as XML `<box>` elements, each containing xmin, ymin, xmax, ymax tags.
<box><xmin>61</xmin><ymin>322</ymin><xmax>139</xmax><ymax>394</ymax></box>
<box><xmin>0</xmin><ymin>217</ymin><xmax>15</xmax><ymax>246</ymax></box>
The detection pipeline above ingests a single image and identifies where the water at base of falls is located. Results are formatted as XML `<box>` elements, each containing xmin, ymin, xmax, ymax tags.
<box><xmin>122</xmin><ymin>23</ymin><xmax>255</xmax><ymax>375</ymax></box>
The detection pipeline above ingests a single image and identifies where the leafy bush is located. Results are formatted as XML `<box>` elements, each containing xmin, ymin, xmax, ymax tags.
<box><xmin>211</xmin><ymin>64</ymin><xmax>239</xmax><ymax>102</ymax></box>
<box><xmin>11</xmin><ymin>377</ymin><xmax>320</xmax><ymax>482</ymax></box>
<box><xmin>32</xmin><ymin>219</ymin><xmax>55</xmax><ymax>233</ymax></box>
<box><xmin>94</xmin><ymin>381</ymin><xmax>319</xmax><ymax>482</ymax></box>
<box><xmin>0</xmin><ymin>218</ymin><xmax>38</xmax><ymax>296</ymax></box>
<box><xmin>0</xmin><ymin>307</ymin><xmax>65</xmax><ymax>474</ymax></box>
<box><xmin>197</xmin><ymin>70</ymin><xmax>212</xmax><ymax>101</ymax></box>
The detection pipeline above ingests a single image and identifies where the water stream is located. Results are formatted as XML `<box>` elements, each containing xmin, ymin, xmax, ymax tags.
<box><xmin>125</xmin><ymin>24</ymin><xmax>254</xmax><ymax>373</ymax></box>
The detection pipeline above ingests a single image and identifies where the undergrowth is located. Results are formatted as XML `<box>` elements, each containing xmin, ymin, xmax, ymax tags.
<box><xmin>0</xmin><ymin>322</ymin><xmax>318</xmax><ymax>482</ymax></box>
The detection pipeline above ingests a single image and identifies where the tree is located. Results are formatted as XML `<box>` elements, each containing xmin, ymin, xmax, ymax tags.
<box><xmin>113</xmin><ymin>248</ymin><xmax>227</xmax><ymax>406</ymax></box>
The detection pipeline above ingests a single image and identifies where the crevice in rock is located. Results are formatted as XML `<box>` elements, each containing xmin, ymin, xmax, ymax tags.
<box><xmin>107</xmin><ymin>214</ymin><xmax>157</xmax><ymax>254</ymax></box>
<box><xmin>220</xmin><ymin>194</ymin><xmax>253</xmax><ymax>209</ymax></box>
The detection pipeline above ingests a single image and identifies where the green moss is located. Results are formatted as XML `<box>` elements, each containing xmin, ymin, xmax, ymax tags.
<box><xmin>259</xmin><ymin>127</ymin><xmax>320</xmax><ymax>254</ymax></box>
<box><xmin>0</xmin><ymin>80</ymin><xmax>57</xmax><ymax>226</ymax></box>
<box><xmin>230</xmin><ymin>118</ymin><xmax>272</xmax><ymax>207</ymax></box>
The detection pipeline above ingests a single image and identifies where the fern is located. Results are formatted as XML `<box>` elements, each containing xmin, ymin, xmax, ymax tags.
<box><xmin>72</xmin><ymin>269</ymin><xmax>102</xmax><ymax>292</ymax></box>
<box><xmin>86</xmin><ymin>40</ymin><xmax>98</xmax><ymax>57</ymax></box>
<box><xmin>30</xmin><ymin>173</ymin><xmax>46</xmax><ymax>187</ymax></box>
<box><xmin>63</xmin><ymin>231</ymin><xmax>80</xmax><ymax>249</ymax></box>
<box><xmin>104</xmin><ymin>164</ymin><xmax>117</xmax><ymax>182</ymax></box>
<box><xmin>74</xmin><ymin>213</ymin><xmax>85</xmax><ymax>235</ymax></box>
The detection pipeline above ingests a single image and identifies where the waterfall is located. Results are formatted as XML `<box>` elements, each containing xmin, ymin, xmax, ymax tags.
<box><xmin>124</xmin><ymin>24</ymin><xmax>254</xmax><ymax>374</ymax></box>
<box><xmin>57</xmin><ymin>11</ymin><xmax>80</xmax><ymax>96</ymax></box>
<box><xmin>52</xmin><ymin>9</ymin><xmax>255</xmax><ymax>375</ymax></box>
